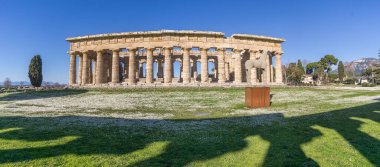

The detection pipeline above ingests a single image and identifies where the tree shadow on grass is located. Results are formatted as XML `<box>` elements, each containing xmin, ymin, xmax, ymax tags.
<box><xmin>0</xmin><ymin>89</ymin><xmax>88</xmax><ymax>101</ymax></box>
<box><xmin>0</xmin><ymin>101</ymin><xmax>379</xmax><ymax>166</ymax></box>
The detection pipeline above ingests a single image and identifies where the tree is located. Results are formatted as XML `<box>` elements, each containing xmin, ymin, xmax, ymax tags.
<box><xmin>3</xmin><ymin>78</ymin><xmax>11</xmax><ymax>89</ymax></box>
<box><xmin>328</xmin><ymin>73</ymin><xmax>338</xmax><ymax>82</ymax></box>
<box><xmin>338</xmin><ymin>61</ymin><xmax>345</xmax><ymax>82</ymax></box>
<box><xmin>362</xmin><ymin>68</ymin><xmax>374</xmax><ymax>83</ymax></box>
<box><xmin>286</xmin><ymin>63</ymin><xmax>304</xmax><ymax>85</ymax></box>
<box><xmin>375</xmin><ymin>66</ymin><xmax>380</xmax><ymax>84</ymax></box>
<box><xmin>364</xmin><ymin>64</ymin><xmax>380</xmax><ymax>84</ymax></box>
<box><xmin>319</xmin><ymin>54</ymin><xmax>338</xmax><ymax>83</ymax></box>
<box><xmin>306</xmin><ymin>62</ymin><xmax>319</xmax><ymax>75</ymax></box>
<box><xmin>28</xmin><ymin>55</ymin><xmax>43</xmax><ymax>87</ymax></box>
<box><xmin>306</xmin><ymin>62</ymin><xmax>322</xmax><ymax>85</ymax></box>
<box><xmin>297</xmin><ymin>59</ymin><xmax>305</xmax><ymax>74</ymax></box>
<box><xmin>316</xmin><ymin>65</ymin><xmax>325</xmax><ymax>83</ymax></box>
<box><xmin>320</xmin><ymin>54</ymin><xmax>339</xmax><ymax>73</ymax></box>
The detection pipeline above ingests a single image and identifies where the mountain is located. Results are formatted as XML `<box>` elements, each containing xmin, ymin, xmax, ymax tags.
<box><xmin>0</xmin><ymin>81</ymin><xmax>64</xmax><ymax>86</ymax></box>
<box><xmin>0</xmin><ymin>81</ymin><xmax>31</xmax><ymax>86</ymax></box>
<box><xmin>331</xmin><ymin>58</ymin><xmax>379</xmax><ymax>75</ymax></box>
<box><xmin>344</xmin><ymin>58</ymin><xmax>380</xmax><ymax>75</ymax></box>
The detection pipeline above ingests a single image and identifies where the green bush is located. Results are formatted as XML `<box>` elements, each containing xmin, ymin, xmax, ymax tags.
<box><xmin>361</xmin><ymin>83</ymin><xmax>376</xmax><ymax>87</ymax></box>
<box><xmin>343</xmin><ymin>78</ymin><xmax>356</xmax><ymax>84</ymax></box>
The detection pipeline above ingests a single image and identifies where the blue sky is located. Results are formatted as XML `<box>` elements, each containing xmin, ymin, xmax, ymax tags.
<box><xmin>0</xmin><ymin>0</ymin><xmax>379</xmax><ymax>83</ymax></box>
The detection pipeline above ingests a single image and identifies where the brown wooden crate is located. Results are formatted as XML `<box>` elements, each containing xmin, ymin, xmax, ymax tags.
<box><xmin>245</xmin><ymin>87</ymin><xmax>270</xmax><ymax>108</ymax></box>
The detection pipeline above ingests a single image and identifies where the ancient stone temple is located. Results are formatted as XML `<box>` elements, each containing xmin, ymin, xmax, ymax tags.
<box><xmin>66</xmin><ymin>30</ymin><xmax>285</xmax><ymax>86</ymax></box>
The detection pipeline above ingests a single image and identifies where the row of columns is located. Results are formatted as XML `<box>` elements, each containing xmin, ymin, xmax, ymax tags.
<box><xmin>69</xmin><ymin>48</ymin><xmax>283</xmax><ymax>86</ymax></box>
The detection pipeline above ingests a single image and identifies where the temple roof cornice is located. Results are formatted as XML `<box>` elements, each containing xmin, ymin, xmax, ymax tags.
<box><xmin>66</xmin><ymin>30</ymin><xmax>225</xmax><ymax>42</ymax></box>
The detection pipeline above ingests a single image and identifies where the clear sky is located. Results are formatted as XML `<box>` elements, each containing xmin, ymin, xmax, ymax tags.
<box><xmin>0</xmin><ymin>0</ymin><xmax>379</xmax><ymax>84</ymax></box>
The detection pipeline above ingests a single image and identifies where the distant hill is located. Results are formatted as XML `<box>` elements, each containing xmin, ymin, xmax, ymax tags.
<box><xmin>0</xmin><ymin>81</ymin><xmax>31</xmax><ymax>86</ymax></box>
<box><xmin>345</xmin><ymin>58</ymin><xmax>379</xmax><ymax>74</ymax></box>
<box><xmin>332</xmin><ymin>58</ymin><xmax>379</xmax><ymax>75</ymax></box>
<box><xmin>1</xmin><ymin>81</ymin><xmax>65</xmax><ymax>86</ymax></box>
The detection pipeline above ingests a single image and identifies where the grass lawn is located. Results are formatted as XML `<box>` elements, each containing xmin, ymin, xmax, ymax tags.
<box><xmin>0</xmin><ymin>87</ymin><xmax>379</xmax><ymax>166</ymax></box>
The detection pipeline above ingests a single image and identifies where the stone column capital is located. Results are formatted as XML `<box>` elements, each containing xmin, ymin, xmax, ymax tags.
<box><xmin>249</xmin><ymin>50</ymin><xmax>259</xmax><ymax>53</ymax></box>
<box><xmin>82</xmin><ymin>51</ymin><xmax>90</xmax><ymax>55</ymax></box>
<box><xmin>164</xmin><ymin>47</ymin><xmax>173</xmax><ymax>51</ymax></box>
<box><xmin>127</xmin><ymin>48</ymin><xmax>136</xmax><ymax>52</ymax></box>
<box><xmin>69</xmin><ymin>51</ymin><xmax>77</xmax><ymax>55</ymax></box>
<box><xmin>112</xmin><ymin>49</ymin><xmax>121</xmax><ymax>53</ymax></box>
<box><xmin>216</xmin><ymin>48</ymin><xmax>226</xmax><ymax>52</ymax></box>
<box><xmin>96</xmin><ymin>50</ymin><xmax>104</xmax><ymax>54</ymax></box>
<box><xmin>200</xmin><ymin>48</ymin><xmax>208</xmax><ymax>51</ymax></box>
<box><xmin>275</xmin><ymin>51</ymin><xmax>284</xmax><ymax>56</ymax></box>
<box><xmin>233</xmin><ymin>48</ymin><xmax>243</xmax><ymax>53</ymax></box>
<box><xmin>146</xmin><ymin>47</ymin><xmax>155</xmax><ymax>52</ymax></box>
<box><xmin>183</xmin><ymin>47</ymin><xmax>192</xmax><ymax>51</ymax></box>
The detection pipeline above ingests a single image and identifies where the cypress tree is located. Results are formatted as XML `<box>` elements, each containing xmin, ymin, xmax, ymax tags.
<box><xmin>28</xmin><ymin>55</ymin><xmax>43</xmax><ymax>87</ymax></box>
<box><xmin>297</xmin><ymin>59</ymin><xmax>305</xmax><ymax>74</ymax></box>
<box><xmin>338</xmin><ymin>61</ymin><xmax>344</xmax><ymax>82</ymax></box>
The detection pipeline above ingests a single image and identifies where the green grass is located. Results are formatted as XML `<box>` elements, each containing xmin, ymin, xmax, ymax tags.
<box><xmin>0</xmin><ymin>87</ymin><xmax>380</xmax><ymax>166</ymax></box>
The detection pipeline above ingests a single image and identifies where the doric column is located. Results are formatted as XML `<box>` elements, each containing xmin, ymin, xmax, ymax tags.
<box><xmin>93</xmin><ymin>60</ymin><xmax>96</xmax><ymax>84</ymax></box>
<box><xmin>103</xmin><ymin>57</ymin><xmax>108</xmax><ymax>83</ymax></box>
<box><xmin>69</xmin><ymin>52</ymin><xmax>76</xmax><ymax>85</ymax></box>
<box><xmin>214</xmin><ymin>61</ymin><xmax>218</xmax><ymax>79</ymax></box>
<box><xmin>128</xmin><ymin>48</ymin><xmax>136</xmax><ymax>84</ymax></box>
<box><xmin>200</xmin><ymin>48</ymin><xmax>208</xmax><ymax>83</ymax></box>
<box><xmin>179</xmin><ymin>62</ymin><xmax>182</xmax><ymax>80</ymax></box>
<box><xmin>225</xmin><ymin>62</ymin><xmax>230</xmax><ymax>81</ymax></box>
<box><xmin>217</xmin><ymin>48</ymin><xmax>226</xmax><ymax>83</ymax></box>
<box><xmin>192</xmin><ymin>59</ymin><xmax>197</xmax><ymax>78</ymax></box>
<box><xmin>171</xmin><ymin>58</ymin><xmax>174</xmax><ymax>78</ymax></box>
<box><xmin>89</xmin><ymin>58</ymin><xmax>93</xmax><ymax>84</ymax></box>
<box><xmin>275</xmin><ymin>52</ymin><xmax>283</xmax><ymax>83</ymax></box>
<box><xmin>164</xmin><ymin>47</ymin><xmax>172</xmax><ymax>83</ymax></box>
<box><xmin>111</xmin><ymin>49</ymin><xmax>120</xmax><ymax>83</ymax></box>
<box><xmin>234</xmin><ymin>49</ymin><xmax>242</xmax><ymax>84</ymax></box>
<box><xmin>182</xmin><ymin>48</ymin><xmax>191</xmax><ymax>84</ymax></box>
<box><xmin>135</xmin><ymin>61</ymin><xmax>139</xmax><ymax>81</ymax></box>
<box><xmin>78</xmin><ymin>54</ymin><xmax>83</xmax><ymax>85</ymax></box>
<box><xmin>81</xmin><ymin>51</ymin><xmax>89</xmax><ymax>85</ymax></box>
<box><xmin>124</xmin><ymin>57</ymin><xmax>129</xmax><ymax>79</ymax></box>
<box><xmin>146</xmin><ymin>48</ymin><xmax>154</xmax><ymax>83</ymax></box>
<box><xmin>95</xmin><ymin>51</ymin><xmax>104</xmax><ymax>84</ymax></box>
<box><xmin>157</xmin><ymin>59</ymin><xmax>163</xmax><ymax>78</ymax></box>
<box><xmin>270</xmin><ymin>57</ymin><xmax>274</xmax><ymax>82</ymax></box>
<box><xmin>265</xmin><ymin>52</ymin><xmax>271</xmax><ymax>84</ymax></box>
<box><xmin>139</xmin><ymin>63</ymin><xmax>144</xmax><ymax>78</ymax></box>
<box><xmin>89</xmin><ymin>59</ymin><xmax>92</xmax><ymax>84</ymax></box>
<box><xmin>108</xmin><ymin>56</ymin><xmax>112</xmax><ymax>82</ymax></box>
